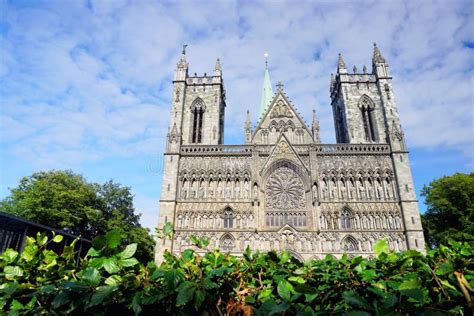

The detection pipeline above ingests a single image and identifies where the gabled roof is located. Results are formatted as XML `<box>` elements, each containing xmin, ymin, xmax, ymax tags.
<box><xmin>252</xmin><ymin>86</ymin><xmax>313</xmax><ymax>142</ymax></box>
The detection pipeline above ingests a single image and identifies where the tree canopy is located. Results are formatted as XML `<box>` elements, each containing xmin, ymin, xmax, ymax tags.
<box><xmin>0</xmin><ymin>170</ymin><xmax>155</xmax><ymax>262</ymax></box>
<box><xmin>421</xmin><ymin>172</ymin><xmax>474</xmax><ymax>248</ymax></box>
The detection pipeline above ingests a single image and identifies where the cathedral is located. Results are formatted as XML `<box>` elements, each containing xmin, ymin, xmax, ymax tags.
<box><xmin>155</xmin><ymin>44</ymin><xmax>425</xmax><ymax>262</ymax></box>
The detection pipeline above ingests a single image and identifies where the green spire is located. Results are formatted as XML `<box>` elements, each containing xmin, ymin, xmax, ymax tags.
<box><xmin>259</xmin><ymin>53</ymin><xmax>274</xmax><ymax>117</ymax></box>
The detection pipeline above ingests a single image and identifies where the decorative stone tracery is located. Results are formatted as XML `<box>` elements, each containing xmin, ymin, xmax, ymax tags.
<box><xmin>265</xmin><ymin>167</ymin><xmax>305</xmax><ymax>210</ymax></box>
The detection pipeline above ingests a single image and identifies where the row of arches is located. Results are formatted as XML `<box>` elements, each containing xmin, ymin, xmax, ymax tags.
<box><xmin>259</xmin><ymin>125</ymin><xmax>307</xmax><ymax>144</ymax></box>
<box><xmin>265</xmin><ymin>211</ymin><xmax>308</xmax><ymax>227</ymax></box>
<box><xmin>175</xmin><ymin>207</ymin><xmax>255</xmax><ymax>230</ymax></box>
<box><xmin>179</xmin><ymin>173</ymin><xmax>252</xmax><ymax>200</ymax></box>
<box><xmin>172</xmin><ymin>231</ymin><xmax>407</xmax><ymax>254</ymax></box>
<box><xmin>319</xmin><ymin>208</ymin><xmax>403</xmax><ymax>230</ymax></box>
<box><xmin>319</xmin><ymin>171</ymin><xmax>397</xmax><ymax>201</ymax></box>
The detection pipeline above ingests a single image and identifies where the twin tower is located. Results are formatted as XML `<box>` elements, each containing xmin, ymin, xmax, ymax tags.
<box><xmin>156</xmin><ymin>44</ymin><xmax>425</xmax><ymax>262</ymax></box>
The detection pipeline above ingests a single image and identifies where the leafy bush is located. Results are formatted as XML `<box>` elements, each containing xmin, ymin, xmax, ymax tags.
<box><xmin>1</xmin><ymin>231</ymin><xmax>472</xmax><ymax>315</ymax></box>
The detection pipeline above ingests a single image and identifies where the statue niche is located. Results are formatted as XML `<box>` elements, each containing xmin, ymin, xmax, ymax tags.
<box><xmin>270</xmin><ymin>100</ymin><xmax>293</xmax><ymax>119</ymax></box>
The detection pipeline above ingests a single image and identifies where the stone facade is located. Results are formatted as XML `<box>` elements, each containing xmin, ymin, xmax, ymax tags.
<box><xmin>155</xmin><ymin>44</ymin><xmax>425</xmax><ymax>262</ymax></box>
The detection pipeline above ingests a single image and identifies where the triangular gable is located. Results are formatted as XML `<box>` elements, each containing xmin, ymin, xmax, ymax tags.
<box><xmin>252</xmin><ymin>89</ymin><xmax>313</xmax><ymax>142</ymax></box>
<box><xmin>278</xmin><ymin>224</ymin><xmax>299</xmax><ymax>234</ymax></box>
<box><xmin>261</xmin><ymin>133</ymin><xmax>308</xmax><ymax>174</ymax></box>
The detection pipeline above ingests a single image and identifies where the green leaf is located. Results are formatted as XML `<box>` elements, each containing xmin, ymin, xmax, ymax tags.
<box><xmin>176</xmin><ymin>281</ymin><xmax>195</xmax><ymax>306</ymax></box>
<box><xmin>373</xmin><ymin>239</ymin><xmax>389</xmax><ymax>257</ymax></box>
<box><xmin>11</xmin><ymin>299</ymin><xmax>24</xmax><ymax>310</ymax></box>
<box><xmin>288</xmin><ymin>276</ymin><xmax>305</xmax><ymax>284</ymax></box>
<box><xmin>279</xmin><ymin>251</ymin><xmax>290</xmax><ymax>264</ymax></box>
<box><xmin>360</xmin><ymin>269</ymin><xmax>377</xmax><ymax>281</ymax></box>
<box><xmin>382</xmin><ymin>294</ymin><xmax>397</xmax><ymax>308</ymax></box>
<box><xmin>89</xmin><ymin>285</ymin><xmax>118</xmax><ymax>307</ymax></box>
<box><xmin>400</xmin><ymin>288</ymin><xmax>426</xmax><ymax>302</ymax></box>
<box><xmin>52</xmin><ymin>235</ymin><xmax>63</xmax><ymax>243</ymax></box>
<box><xmin>277</xmin><ymin>279</ymin><xmax>293</xmax><ymax>301</ymax></box>
<box><xmin>398</xmin><ymin>277</ymin><xmax>421</xmax><ymax>290</ymax></box>
<box><xmin>25</xmin><ymin>296</ymin><xmax>37</xmax><ymax>309</ymax></box>
<box><xmin>342</xmin><ymin>291</ymin><xmax>372</xmax><ymax>310</ymax></box>
<box><xmin>37</xmin><ymin>233</ymin><xmax>48</xmax><ymax>246</ymax></box>
<box><xmin>293</xmin><ymin>283</ymin><xmax>313</xmax><ymax>294</ymax></box>
<box><xmin>258</xmin><ymin>288</ymin><xmax>273</xmax><ymax>301</ymax></box>
<box><xmin>105</xmin><ymin>275</ymin><xmax>123</xmax><ymax>286</ymax></box>
<box><xmin>4</xmin><ymin>266</ymin><xmax>23</xmax><ymax>280</ymax></box>
<box><xmin>21</xmin><ymin>243</ymin><xmax>38</xmax><ymax>262</ymax></box>
<box><xmin>0</xmin><ymin>281</ymin><xmax>18</xmax><ymax>295</ymax></box>
<box><xmin>105</xmin><ymin>230</ymin><xmax>122</xmax><ymax>249</ymax></box>
<box><xmin>103</xmin><ymin>258</ymin><xmax>120</xmax><ymax>274</ymax></box>
<box><xmin>89</xmin><ymin>257</ymin><xmax>105</xmax><ymax>269</ymax></box>
<box><xmin>162</xmin><ymin>221</ymin><xmax>174</xmax><ymax>238</ymax></box>
<box><xmin>92</xmin><ymin>235</ymin><xmax>107</xmax><ymax>250</ymax></box>
<box><xmin>435</xmin><ymin>262</ymin><xmax>454</xmax><ymax>275</ymax></box>
<box><xmin>1</xmin><ymin>249</ymin><xmax>18</xmax><ymax>264</ymax></box>
<box><xmin>119</xmin><ymin>243</ymin><xmax>137</xmax><ymax>259</ymax></box>
<box><xmin>80</xmin><ymin>268</ymin><xmax>101</xmax><ymax>287</ymax></box>
<box><xmin>52</xmin><ymin>291</ymin><xmax>70</xmax><ymax>309</ymax></box>
<box><xmin>121</xmin><ymin>258</ymin><xmax>139</xmax><ymax>267</ymax></box>
<box><xmin>439</xmin><ymin>279</ymin><xmax>457</xmax><ymax>291</ymax></box>
<box><xmin>194</xmin><ymin>290</ymin><xmax>206</xmax><ymax>310</ymax></box>
<box><xmin>258</xmin><ymin>299</ymin><xmax>289</xmax><ymax>315</ymax></box>
<box><xmin>86</xmin><ymin>247</ymin><xmax>102</xmax><ymax>258</ymax></box>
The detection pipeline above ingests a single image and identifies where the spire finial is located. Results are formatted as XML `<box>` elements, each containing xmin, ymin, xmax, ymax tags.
<box><xmin>182</xmin><ymin>44</ymin><xmax>188</xmax><ymax>55</ymax></box>
<box><xmin>312</xmin><ymin>109</ymin><xmax>321</xmax><ymax>143</ymax></box>
<box><xmin>214</xmin><ymin>58</ymin><xmax>221</xmax><ymax>72</ymax></box>
<box><xmin>259</xmin><ymin>58</ymin><xmax>274</xmax><ymax>117</ymax></box>
<box><xmin>338</xmin><ymin>53</ymin><xmax>346</xmax><ymax>69</ymax></box>
<box><xmin>245</xmin><ymin>110</ymin><xmax>252</xmax><ymax>143</ymax></box>
<box><xmin>276</xmin><ymin>81</ymin><xmax>284</xmax><ymax>91</ymax></box>
<box><xmin>372</xmin><ymin>42</ymin><xmax>386</xmax><ymax>63</ymax></box>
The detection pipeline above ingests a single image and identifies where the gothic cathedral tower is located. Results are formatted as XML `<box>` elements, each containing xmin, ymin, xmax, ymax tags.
<box><xmin>330</xmin><ymin>44</ymin><xmax>425</xmax><ymax>250</ymax></box>
<box><xmin>156</xmin><ymin>48</ymin><xmax>226</xmax><ymax>261</ymax></box>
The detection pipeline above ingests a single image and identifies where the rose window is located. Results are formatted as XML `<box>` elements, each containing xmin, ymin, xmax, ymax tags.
<box><xmin>265</xmin><ymin>167</ymin><xmax>305</xmax><ymax>210</ymax></box>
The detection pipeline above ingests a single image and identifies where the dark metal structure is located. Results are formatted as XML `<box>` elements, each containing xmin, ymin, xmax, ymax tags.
<box><xmin>0</xmin><ymin>211</ymin><xmax>92</xmax><ymax>262</ymax></box>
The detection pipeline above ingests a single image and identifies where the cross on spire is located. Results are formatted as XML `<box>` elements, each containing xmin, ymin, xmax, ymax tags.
<box><xmin>276</xmin><ymin>81</ymin><xmax>284</xmax><ymax>91</ymax></box>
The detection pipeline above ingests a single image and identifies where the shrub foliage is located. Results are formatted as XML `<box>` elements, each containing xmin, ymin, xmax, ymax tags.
<box><xmin>0</xmin><ymin>231</ymin><xmax>473</xmax><ymax>315</ymax></box>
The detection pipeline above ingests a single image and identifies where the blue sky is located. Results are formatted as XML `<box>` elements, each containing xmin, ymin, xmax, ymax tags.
<box><xmin>1</xmin><ymin>0</ymin><xmax>473</xmax><ymax>230</ymax></box>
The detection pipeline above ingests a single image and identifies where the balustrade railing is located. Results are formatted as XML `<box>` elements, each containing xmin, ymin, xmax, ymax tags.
<box><xmin>180</xmin><ymin>143</ymin><xmax>390</xmax><ymax>156</ymax></box>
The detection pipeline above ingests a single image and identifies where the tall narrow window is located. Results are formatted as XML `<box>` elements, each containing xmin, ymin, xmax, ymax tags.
<box><xmin>223</xmin><ymin>208</ymin><xmax>233</xmax><ymax>228</ymax></box>
<box><xmin>359</xmin><ymin>95</ymin><xmax>377</xmax><ymax>142</ymax></box>
<box><xmin>191</xmin><ymin>98</ymin><xmax>205</xmax><ymax>143</ymax></box>
<box><xmin>336</xmin><ymin>106</ymin><xmax>346</xmax><ymax>143</ymax></box>
<box><xmin>341</xmin><ymin>208</ymin><xmax>353</xmax><ymax>229</ymax></box>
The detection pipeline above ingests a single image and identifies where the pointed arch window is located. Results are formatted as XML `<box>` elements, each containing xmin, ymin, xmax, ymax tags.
<box><xmin>191</xmin><ymin>98</ymin><xmax>205</xmax><ymax>143</ymax></box>
<box><xmin>223</xmin><ymin>207</ymin><xmax>233</xmax><ymax>228</ymax></box>
<box><xmin>359</xmin><ymin>95</ymin><xmax>377</xmax><ymax>142</ymax></box>
<box><xmin>341</xmin><ymin>208</ymin><xmax>353</xmax><ymax>229</ymax></box>
<box><xmin>341</xmin><ymin>235</ymin><xmax>358</xmax><ymax>252</ymax></box>
<box><xmin>220</xmin><ymin>233</ymin><xmax>234</xmax><ymax>251</ymax></box>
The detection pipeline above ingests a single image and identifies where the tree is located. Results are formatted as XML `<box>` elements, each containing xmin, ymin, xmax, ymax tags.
<box><xmin>1</xmin><ymin>170</ymin><xmax>155</xmax><ymax>262</ymax></box>
<box><xmin>421</xmin><ymin>172</ymin><xmax>474</xmax><ymax>248</ymax></box>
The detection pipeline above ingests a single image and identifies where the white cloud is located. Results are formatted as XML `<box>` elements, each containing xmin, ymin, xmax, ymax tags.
<box><xmin>0</xmin><ymin>1</ymin><xmax>472</xmax><ymax>208</ymax></box>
